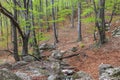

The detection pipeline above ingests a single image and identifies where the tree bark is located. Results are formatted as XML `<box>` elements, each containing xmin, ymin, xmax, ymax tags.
<box><xmin>71</xmin><ymin>2</ymin><xmax>74</xmax><ymax>28</ymax></box>
<box><xmin>77</xmin><ymin>0</ymin><xmax>82</xmax><ymax>41</ymax></box>
<box><xmin>51</xmin><ymin>0</ymin><xmax>59</xmax><ymax>44</ymax></box>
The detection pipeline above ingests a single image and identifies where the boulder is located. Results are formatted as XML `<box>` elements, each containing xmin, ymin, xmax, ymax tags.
<box><xmin>23</xmin><ymin>55</ymin><xmax>34</xmax><ymax>62</ymax></box>
<box><xmin>0</xmin><ymin>69</ymin><xmax>22</xmax><ymax>80</ymax></box>
<box><xmin>99</xmin><ymin>64</ymin><xmax>113</xmax><ymax>75</ymax></box>
<box><xmin>70</xmin><ymin>47</ymin><xmax>78</xmax><ymax>52</ymax></box>
<box><xmin>48</xmin><ymin>74</ymin><xmax>58</xmax><ymax>80</ymax></box>
<box><xmin>51</xmin><ymin>61</ymin><xmax>61</xmax><ymax>74</ymax></box>
<box><xmin>99</xmin><ymin>64</ymin><xmax>120</xmax><ymax>80</ymax></box>
<box><xmin>39</xmin><ymin>43</ymin><xmax>56</xmax><ymax>50</ymax></box>
<box><xmin>99</xmin><ymin>67</ymin><xmax>120</xmax><ymax>80</ymax></box>
<box><xmin>48</xmin><ymin>74</ymin><xmax>64</xmax><ymax>80</ymax></box>
<box><xmin>51</xmin><ymin>50</ymin><xmax>63</xmax><ymax>60</ymax></box>
<box><xmin>15</xmin><ymin>71</ymin><xmax>31</xmax><ymax>80</ymax></box>
<box><xmin>0</xmin><ymin>62</ymin><xmax>12</xmax><ymax>70</ymax></box>
<box><xmin>12</xmin><ymin>61</ymin><xmax>28</xmax><ymax>69</ymax></box>
<box><xmin>73</xmin><ymin>71</ymin><xmax>93</xmax><ymax>80</ymax></box>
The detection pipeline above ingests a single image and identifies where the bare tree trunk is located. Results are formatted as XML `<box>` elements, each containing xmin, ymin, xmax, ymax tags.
<box><xmin>39</xmin><ymin>0</ymin><xmax>43</xmax><ymax>39</ymax></box>
<box><xmin>46</xmin><ymin>0</ymin><xmax>50</xmax><ymax>32</ymax></box>
<box><xmin>92</xmin><ymin>0</ymin><xmax>106</xmax><ymax>44</ymax></box>
<box><xmin>30</xmin><ymin>0</ymin><xmax>41</xmax><ymax>59</ymax></box>
<box><xmin>97</xmin><ymin>0</ymin><xmax>106</xmax><ymax>44</ymax></box>
<box><xmin>77</xmin><ymin>0</ymin><xmax>82</xmax><ymax>41</ymax></box>
<box><xmin>22</xmin><ymin>0</ymin><xmax>31</xmax><ymax>55</ymax></box>
<box><xmin>12</xmin><ymin>0</ymin><xmax>20</xmax><ymax>61</ymax></box>
<box><xmin>51</xmin><ymin>0</ymin><xmax>59</xmax><ymax>44</ymax></box>
<box><xmin>71</xmin><ymin>3</ymin><xmax>74</xmax><ymax>28</ymax></box>
<box><xmin>0</xmin><ymin>13</ymin><xmax>3</xmax><ymax>36</ymax></box>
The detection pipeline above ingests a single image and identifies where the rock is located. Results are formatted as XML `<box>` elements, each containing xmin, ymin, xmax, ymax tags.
<box><xmin>39</xmin><ymin>43</ymin><xmax>56</xmax><ymax>50</ymax></box>
<box><xmin>73</xmin><ymin>71</ymin><xmax>93</xmax><ymax>80</ymax></box>
<box><xmin>51</xmin><ymin>50</ymin><xmax>63</xmax><ymax>59</ymax></box>
<box><xmin>99</xmin><ymin>67</ymin><xmax>120</xmax><ymax>80</ymax></box>
<box><xmin>12</xmin><ymin>61</ymin><xmax>28</xmax><ymax>69</ymax></box>
<box><xmin>62</xmin><ymin>69</ymin><xmax>74</xmax><ymax>76</ymax></box>
<box><xmin>39</xmin><ymin>50</ymin><xmax>44</xmax><ymax>53</ymax></box>
<box><xmin>0</xmin><ymin>69</ymin><xmax>22</xmax><ymax>80</ymax></box>
<box><xmin>0</xmin><ymin>62</ymin><xmax>12</xmax><ymax>70</ymax></box>
<box><xmin>99</xmin><ymin>64</ymin><xmax>113</xmax><ymax>75</ymax></box>
<box><xmin>48</xmin><ymin>74</ymin><xmax>58</xmax><ymax>80</ymax></box>
<box><xmin>15</xmin><ymin>71</ymin><xmax>31</xmax><ymax>80</ymax></box>
<box><xmin>51</xmin><ymin>62</ymin><xmax>61</xmax><ymax>74</ymax></box>
<box><xmin>23</xmin><ymin>55</ymin><xmax>34</xmax><ymax>62</ymax></box>
<box><xmin>48</xmin><ymin>74</ymin><xmax>63</xmax><ymax>80</ymax></box>
<box><xmin>28</xmin><ymin>66</ymin><xmax>42</xmax><ymax>76</ymax></box>
<box><xmin>70</xmin><ymin>47</ymin><xmax>78</xmax><ymax>52</ymax></box>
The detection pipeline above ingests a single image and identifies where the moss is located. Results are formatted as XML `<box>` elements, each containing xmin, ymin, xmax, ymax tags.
<box><xmin>72</xmin><ymin>73</ymin><xmax>79</xmax><ymax>79</ymax></box>
<box><xmin>112</xmin><ymin>71</ymin><xmax>120</xmax><ymax>77</ymax></box>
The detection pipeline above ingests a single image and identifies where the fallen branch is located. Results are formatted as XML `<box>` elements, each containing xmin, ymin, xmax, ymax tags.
<box><xmin>61</xmin><ymin>52</ymin><xmax>88</xmax><ymax>60</ymax></box>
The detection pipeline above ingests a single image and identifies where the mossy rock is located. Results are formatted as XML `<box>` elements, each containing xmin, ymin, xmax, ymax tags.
<box><xmin>0</xmin><ymin>70</ymin><xmax>22</xmax><ymax>80</ymax></box>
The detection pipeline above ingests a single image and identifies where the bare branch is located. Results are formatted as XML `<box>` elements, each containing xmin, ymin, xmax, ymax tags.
<box><xmin>0</xmin><ymin>3</ymin><xmax>24</xmax><ymax>39</ymax></box>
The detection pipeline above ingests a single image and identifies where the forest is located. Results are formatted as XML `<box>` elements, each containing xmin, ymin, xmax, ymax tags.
<box><xmin>0</xmin><ymin>0</ymin><xmax>120</xmax><ymax>80</ymax></box>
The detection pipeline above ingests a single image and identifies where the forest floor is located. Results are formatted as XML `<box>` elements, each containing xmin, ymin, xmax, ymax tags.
<box><xmin>47</xmin><ymin>19</ymin><xmax>120</xmax><ymax>79</ymax></box>
<box><xmin>0</xmin><ymin>18</ymin><xmax>120</xmax><ymax>80</ymax></box>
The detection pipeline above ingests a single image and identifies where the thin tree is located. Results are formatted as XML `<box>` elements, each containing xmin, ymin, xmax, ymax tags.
<box><xmin>77</xmin><ymin>0</ymin><xmax>82</xmax><ymax>42</ymax></box>
<box><xmin>46</xmin><ymin>0</ymin><xmax>50</xmax><ymax>32</ymax></box>
<box><xmin>93</xmin><ymin>0</ymin><xmax>106</xmax><ymax>45</ymax></box>
<box><xmin>51</xmin><ymin>0</ymin><xmax>59</xmax><ymax>44</ymax></box>
<box><xmin>71</xmin><ymin>1</ymin><xmax>74</xmax><ymax>28</ymax></box>
<box><xmin>30</xmin><ymin>0</ymin><xmax>41</xmax><ymax>59</ymax></box>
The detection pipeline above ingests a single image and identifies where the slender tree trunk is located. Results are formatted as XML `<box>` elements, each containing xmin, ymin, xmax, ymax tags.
<box><xmin>92</xmin><ymin>0</ymin><xmax>106</xmax><ymax>44</ymax></box>
<box><xmin>0</xmin><ymin>13</ymin><xmax>3</xmax><ymax>36</ymax></box>
<box><xmin>31</xmin><ymin>0</ymin><xmax>41</xmax><ymax>59</ymax></box>
<box><xmin>46</xmin><ymin>0</ymin><xmax>50</xmax><ymax>32</ymax></box>
<box><xmin>93</xmin><ymin>0</ymin><xmax>98</xmax><ymax>41</ymax></box>
<box><xmin>51</xmin><ymin>0</ymin><xmax>59</xmax><ymax>44</ymax></box>
<box><xmin>22</xmin><ymin>0</ymin><xmax>30</xmax><ymax>55</ymax></box>
<box><xmin>12</xmin><ymin>0</ymin><xmax>20</xmax><ymax>61</ymax></box>
<box><xmin>71</xmin><ymin>3</ymin><xmax>74</xmax><ymax>28</ymax></box>
<box><xmin>98</xmin><ymin>0</ymin><xmax>106</xmax><ymax>44</ymax></box>
<box><xmin>77</xmin><ymin>0</ymin><xmax>82</xmax><ymax>41</ymax></box>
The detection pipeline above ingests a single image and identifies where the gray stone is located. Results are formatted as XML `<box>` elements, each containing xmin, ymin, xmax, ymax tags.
<box><xmin>99</xmin><ymin>64</ymin><xmax>120</xmax><ymax>80</ymax></box>
<box><xmin>12</xmin><ymin>61</ymin><xmax>28</xmax><ymax>69</ymax></box>
<box><xmin>70</xmin><ymin>47</ymin><xmax>78</xmax><ymax>52</ymax></box>
<box><xmin>62</xmin><ymin>69</ymin><xmax>74</xmax><ymax>76</ymax></box>
<box><xmin>51</xmin><ymin>50</ymin><xmax>63</xmax><ymax>59</ymax></box>
<box><xmin>51</xmin><ymin>62</ymin><xmax>61</xmax><ymax>74</ymax></box>
<box><xmin>99</xmin><ymin>64</ymin><xmax>113</xmax><ymax>75</ymax></box>
<box><xmin>39</xmin><ymin>43</ymin><xmax>56</xmax><ymax>50</ymax></box>
<box><xmin>23</xmin><ymin>55</ymin><xmax>34</xmax><ymax>62</ymax></box>
<box><xmin>15</xmin><ymin>71</ymin><xmax>31</xmax><ymax>80</ymax></box>
<box><xmin>48</xmin><ymin>74</ymin><xmax>63</xmax><ymax>80</ymax></box>
<box><xmin>48</xmin><ymin>74</ymin><xmax>58</xmax><ymax>80</ymax></box>
<box><xmin>0</xmin><ymin>62</ymin><xmax>12</xmax><ymax>70</ymax></box>
<box><xmin>73</xmin><ymin>71</ymin><xmax>93</xmax><ymax>80</ymax></box>
<box><xmin>0</xmin><ymin>69</ymin><xmax>22</xmax><ymax>80</ymax></box>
